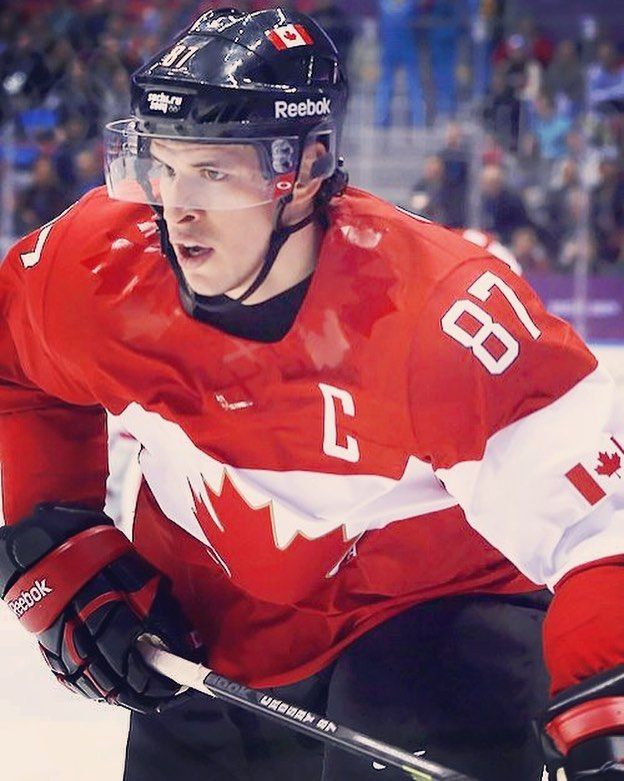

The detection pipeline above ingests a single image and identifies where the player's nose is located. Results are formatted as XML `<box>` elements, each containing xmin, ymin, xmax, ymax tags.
<box><xmin>165</xmin><ymin>204</ymin><xmax>202</xmax><ymax>225</ymax></box>
<box><xmin>163</xmin><ymin>192</ymin><xmax>207</xmax><ymax>226</ymax></box>
<box><xmin>162</xmin><ymin>176</ymin><xmax>206</xmax><ymax>223</ymax></box>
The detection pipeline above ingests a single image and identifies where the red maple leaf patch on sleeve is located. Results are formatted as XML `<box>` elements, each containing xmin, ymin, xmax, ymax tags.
<box><xmin>595</xmin><ymin>451</ymin><xmax>621</xmax><ymax>478</ymax></box>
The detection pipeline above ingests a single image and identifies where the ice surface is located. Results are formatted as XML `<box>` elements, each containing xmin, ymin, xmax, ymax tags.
<box><xmin>0</xmin><ymin>606</ymin><xmax>128</xmax><ymax>781</ymax></box>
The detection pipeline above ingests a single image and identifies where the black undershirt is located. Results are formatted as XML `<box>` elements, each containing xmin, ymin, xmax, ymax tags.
<box><xmin>199</xmin><ymin>273</ymin><xmax>313</xmax><ymax>343</ymax></box>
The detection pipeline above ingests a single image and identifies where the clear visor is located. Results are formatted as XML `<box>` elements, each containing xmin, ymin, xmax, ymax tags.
<box><xmin>104</xmin><ymin>120</ymin><xmax>309</xmax><ymax>211</ymax></box>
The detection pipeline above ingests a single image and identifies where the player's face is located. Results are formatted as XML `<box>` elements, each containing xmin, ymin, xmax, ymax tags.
<box><xmin>151</xmin><ymin>139</ymin><xmax>276</xmax><ymax>298</ymax></box>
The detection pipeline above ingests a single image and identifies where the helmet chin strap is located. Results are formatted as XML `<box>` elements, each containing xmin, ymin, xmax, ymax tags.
<box><xmin>235</xmin><ymin>200</ymin><xmax>318</xmax><ymax>304</ymax></box>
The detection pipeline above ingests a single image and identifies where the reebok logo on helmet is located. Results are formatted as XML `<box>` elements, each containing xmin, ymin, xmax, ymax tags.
<box><xmin>274</xmin><ymin>97</ymin><xmax>331</xmax><ymax>120</ymax></box>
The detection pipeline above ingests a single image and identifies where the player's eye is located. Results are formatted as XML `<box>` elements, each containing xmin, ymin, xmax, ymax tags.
<box><xmin>156</xmin><ymin>162</ymin><xmax>176</xmax><ymax>179</ymax></box>
<box><xmin>201</xmin><ymin>168</ymin><xmax>228</xmax><ymax>182</ymax></box>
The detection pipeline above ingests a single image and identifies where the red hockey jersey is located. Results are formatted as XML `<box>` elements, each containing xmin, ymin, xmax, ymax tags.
<box><xmin>1</xmin><ymin>187</ymin><xmax>622</xmax><ymax>688</ymax></box>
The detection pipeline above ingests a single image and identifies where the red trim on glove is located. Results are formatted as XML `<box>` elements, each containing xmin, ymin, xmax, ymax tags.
<box><xmin>76</xmin><ymin>577</ymin><xmax>160</xmax><ymax>625</ymax></box>
<box><xmin>63</xmin><ymin>618</ymin><xmax>83</xmax><ymax>667</ymax></box>
<box><xmin>546</xmin><ymin>697</ymin><xmax>624</xmax><ymax>755</ymax></box>
<box><xmin>60</xmin><ymin>617</ymin><xmax>110</xmax><ymax>697</ymax></box>
<box><xmin>77</xmin><ymin>590</ymin><xmax>122</xmax><ymax>623</ymax></box>
<box><xmin>4</xmin><ymin>526</ymin><xmax>133</xmax><ymax>633</ymax></box>
<box><xmin>544</xmin><ymin>556</ymin><xmax>624</xmax><ymax>694</ymax></box>
<box><xmin>126</xmin><ymin>576</ymin><xmax>159</xmax><ymax>617</ymax></box>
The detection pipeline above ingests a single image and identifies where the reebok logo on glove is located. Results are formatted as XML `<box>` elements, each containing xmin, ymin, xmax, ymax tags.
<box><xmin>8</xmin><ymin>579</ymin><xmax>53</xmax><ymax>618</ymax></box>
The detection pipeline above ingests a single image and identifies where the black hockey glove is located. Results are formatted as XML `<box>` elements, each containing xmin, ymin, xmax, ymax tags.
<box><xmin>541</xmin><ymin>666</ymin><xmax>624</xmax><ymax>780</ymax></box>
<box><xmin>0</xmin><ymin>503</ymin><xmax>202</xmax><ymax>713</ymax></box>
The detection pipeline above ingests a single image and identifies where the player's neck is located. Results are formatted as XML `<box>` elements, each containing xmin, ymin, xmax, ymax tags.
<box><xmin>241</xmin><ymin>218</ymin><xmax>324</xmax><ymax>305</ymax></box>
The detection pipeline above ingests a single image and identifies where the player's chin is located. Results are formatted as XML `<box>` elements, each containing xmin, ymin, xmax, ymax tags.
<box><xmin>180</xmin><ymin>257</ymin><xmax>262</xmax><ymax>299</ymax></box>
<box><xmin>184</xmin><ymin>277</ymin><xmax>227</xmax><ymax>297</ymax></box>
<box><xmin>181</xmin><ymin>268</ymin><xmax>238</xmax><ymax>298</ymax></box>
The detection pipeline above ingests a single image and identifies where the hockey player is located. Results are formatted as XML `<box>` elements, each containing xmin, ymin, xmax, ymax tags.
<box><xmin>1</xmin><ymin>8</ymin><xmax>623</xmax><ymax>781</ymax></box>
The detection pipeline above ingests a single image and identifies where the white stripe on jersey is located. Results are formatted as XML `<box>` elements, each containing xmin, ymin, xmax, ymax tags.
<box><xmin>436</xmin><ymin>363</ymin><xmax>624</xmax><ymax>588</ymax></box>
<box><xmin>116</xmin><ymin>402</ymin><xmax>457</xmax><ymax>552</ymax></box>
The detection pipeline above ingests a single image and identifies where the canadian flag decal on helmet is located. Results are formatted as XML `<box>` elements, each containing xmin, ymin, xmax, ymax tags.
<box><xmin>266</xmin><ymin>24</ymin><xmax>313</xmax><ymax>50</ymax></box>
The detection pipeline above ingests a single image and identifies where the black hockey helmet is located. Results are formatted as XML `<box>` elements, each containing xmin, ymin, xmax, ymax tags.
<box><xmin>104</xmin><ymin>7</ymin><xmax>349</xmax><ymax>318</ymax></box>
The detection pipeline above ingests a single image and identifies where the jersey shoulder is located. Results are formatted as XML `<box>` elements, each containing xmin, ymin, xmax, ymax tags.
<box><xmin>407</xmin><ymin>256</ymin><xmax>597</xmax><ymax>467</ymax></box>
<box><xmin>3</xmin><ymin>187</ymin><xmax>155</xmax><ymax>287</ymax></box>
<box><xmin>1</xmin><ymin>189</ymin><xmax>160</xmax><ymax>396</ymax></box>
<box><xmin>5</xmin><ymin>186</ymin><xmax>154</xmax><ymax>277</ymax></box>
<box><xmin>331</xmin><ymin>187</ymin><xmax>513</xmax><ymax>301</ymax></box>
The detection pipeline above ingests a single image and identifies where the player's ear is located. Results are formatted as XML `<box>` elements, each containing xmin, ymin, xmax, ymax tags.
<box><xmin>282</xmin><ymin>142</ymin><xmax>327</xmax><ymax>225</ymax></box>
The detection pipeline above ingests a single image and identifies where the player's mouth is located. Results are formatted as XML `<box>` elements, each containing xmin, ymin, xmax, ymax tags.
<box><xmin>174</xmin><ymin>243</ymin><xmax>214</xmax><ymax>267</ymax></box>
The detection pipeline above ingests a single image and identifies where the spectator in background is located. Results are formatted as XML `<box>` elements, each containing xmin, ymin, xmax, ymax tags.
<box><xmin>587</xmin><ymin>41</ymin><xmax>624</xmax><ymax>114</ymax></box>
<box><xmin>525</xmin><ymin>92</ymin><xmax>572</xmax><ymax>165</ymax></box>
<box><xmin>91</xmin><ymin>31</ymin><xmax>140</xmax><ymax>84</ymax></box>
<box><xmin>427</xmin><ymin>0</ymin><xmax>461</xmax><ymax>122</ymax></box>
<box><xmin>128</xmin><ymin>31</ymin><xmax>164</xmax><ymax>69</ymax></box>
<box><xmin>99</xmin><ymin>66</ymin><xmax>132</xmax><ymax>127</ymax></box>
<box><xmin>409</xmin><ymin>154</ymin><xmax>453</xmax><ymax>222</ymax></box>
<box><xmin>17</xmin><ymin>14</ymin><xmax>56</xmax><ymax>70</ymax></box>
<box><xmin>510</xmin><ymin>226</ymin><xmax>550</xmax><ymax>272</ymax></box>
<box><xmin>438</xmin><ymin>121</ymin><xmax>469</xmax><ymax>226</ymax></box>
<box><xmin>479</xmin><ymin>164</ymin><xmax>532</xmax><ymax>245</ymax></box>
<box><xmin>48</xmin><ymin>0</ymin><xmax>80</xmax><ymax>42</ymax></box>
<box><xmin>484</xmin><ymin>33</ymin><xmax>542</xmax><ymax>153</ymax></box>
<box><xmin>492</xmin><ymin>16</ymin><xmax>552</xmax><ymax>69</ymax></box>
<box><xmin>135</xmin><ymin>0</ymin><xmax>169</xmax><ymax>36</ymax></box>
<box><xmin>0</xmin><ymin>27</ymin><xmax>53</xmax><ymax>107</ymax></box>
<box><xmin>71</xmin><ymin>147</ymin><xmax>105</xmax><ymax>200</ymax></box>
<box><xmin>589</xmin><ymin>75</ymin><xmax>624</xmax><ymax>176</ymax></box>
<box><xmin>53</xmin><ymin>114</ymin><xmax>91</xmax><ymax>188</ymax></box>
<box><xmin>544</xmin><ymin>39</ymin><xmax>585</xmax><ymax>117</ymax></box>
<box><xmin>590</xmin><ymin>154</ymin><xmax>624</xmax><ymax>266</ymax></box>
<box><xmin>545</xmin><ymin>157</ymin><xmax>581</xmax><ymax>251</ymax></box>
<box><xmin>516</xmin><ymin>16</ymin><xmax>554</xmax><ymax>69</ymax></box>
<box><xmin>483</xmin><ymin>65</ymin><xmax>521</xmax><ymax>150</ymax></box>
<box><xmin>0</xmin><ymin>7</ymin><xmax>19</xmax><ymax>52</ymax></box>
<box><xmin>563</xmin><ymin>127</ymin><xmax>586</xmax><ymax>165</ymax></box>
<box><xmin>43</xmin><ymin>37</ymin><xmax>76</xmax><ymax>91</ymax></box>
<box><xmin>500</xmin><ymin>33</ymin><xmax>542</xmax><ymax>106</ymax></box>
<box><xmin>309</xmin><ymin>0</ymin><xmax>354</xmax><ymax>68</ymax></box>
<box><xmin>558</xmin><ymin>187</ymin><xmax>595</xmax><ymax>271</ymax></box>
<box><xmin>79</xmin><ymin>0</ymin><xmax>112</xmax><ymax>49</ymax></box>
<box><xmin>49</xmin><ymin>59</ymin><xmax>102</xmax><ymax>137</ymax></box>
<box><xmin>14</xmin><ymin>156</ymin><xmax>66</xmax><ymax>236</ymax></box>
<box><xmin>468</xmin><ymin>0</ymin><xmax>504</xmax><ymax>102</ymax></box>
<box><xmin>481</xmin><ymin>130</ymin><xmax>505</xmax><ymax>167</ymax></box>
<box><xmin>375</xmin><ymin>0</ymin><xmax>425</xmax><ymax>127</ymax></box>
<box><xmin>489</xmin><ymin>33</ymin><xmax>543</xmax><ymax>151</ymax></box>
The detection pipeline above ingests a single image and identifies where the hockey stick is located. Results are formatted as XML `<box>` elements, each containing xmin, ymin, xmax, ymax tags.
<box><xmin>137</xmin><ymin>637</ymin><xmax>477</xmax><ymax>781</ymax></box>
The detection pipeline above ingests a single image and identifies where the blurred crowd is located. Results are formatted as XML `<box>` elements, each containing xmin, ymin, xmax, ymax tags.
<box><xmin>1</xmin><ymin>0</ymin><xmax>624</xmax><ymax>272</ymax></box>
<box><xmin>407</xmin><ymin>4</ymin><xmax>624</xmax><ymax>272</ymax></box>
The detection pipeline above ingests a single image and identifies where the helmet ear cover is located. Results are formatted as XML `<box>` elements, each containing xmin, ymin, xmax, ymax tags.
<box><xmin>309</xmin><ymin>152</ymin><xmax>334</xmax><ymax>181</ymax></box>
